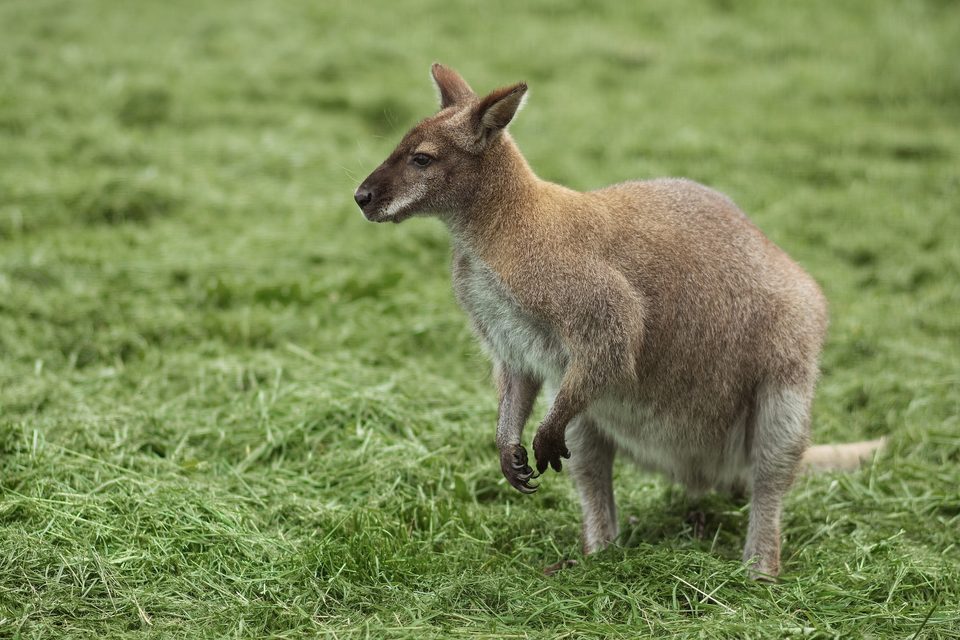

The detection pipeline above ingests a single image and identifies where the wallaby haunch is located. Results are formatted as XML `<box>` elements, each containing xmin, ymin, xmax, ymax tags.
<box><xmin>355</xmin><ymin>64</ymin><xmax>884</xmax><ymax>578</ymax></box>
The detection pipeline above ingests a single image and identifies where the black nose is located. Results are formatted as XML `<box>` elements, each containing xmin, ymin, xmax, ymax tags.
<box><xmin>354</xmin><ymin>188</ymin><xmax>373</xmax><ymax>208</ymax></box>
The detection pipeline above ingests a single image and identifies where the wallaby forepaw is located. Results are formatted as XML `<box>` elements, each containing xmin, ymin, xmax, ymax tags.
<box><xmin>500</xmin><ymin>444</ymin><xmax>539</xmax><ymax>494</ymax></box>
<box><xmin>533</xmin><ymin>428</ymin><xmax>570</xmax><ymax>474</ymax></box>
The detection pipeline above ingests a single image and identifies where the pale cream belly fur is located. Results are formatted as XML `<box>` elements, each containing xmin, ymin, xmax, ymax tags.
<box><xmin>583</xmin><ymin>395</ymin><xmax>752</xmax><ymax>493</ymax></box>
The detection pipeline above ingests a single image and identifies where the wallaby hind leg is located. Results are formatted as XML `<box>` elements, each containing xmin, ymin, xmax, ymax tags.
<box><xmin>743</xmin><ymin>383</ymin><xmax>811</xmax><ymax>579</ymax></box>
<box><xmin>566</xmin><ymin>416</ymin><xmax>618</xmax><ymax>554</ymax></box>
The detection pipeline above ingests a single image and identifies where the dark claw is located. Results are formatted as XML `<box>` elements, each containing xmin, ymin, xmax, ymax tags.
<box><xmin>500</xmin><ymin>444</ymin><xmax>539</xmax><ymax>494</ymax></box>
<box><xmin>515</xmin><ymin>481</ymin><xmax>538</xmax><ymax>495</ymax></box>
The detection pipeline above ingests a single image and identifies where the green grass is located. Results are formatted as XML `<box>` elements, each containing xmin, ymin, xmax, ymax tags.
<box><xmin>1</xmin><ymin>0</ymin><xmax>959</xmax><ymax>637</ymax></box>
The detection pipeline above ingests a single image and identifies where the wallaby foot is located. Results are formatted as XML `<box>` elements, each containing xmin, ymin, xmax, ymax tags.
<box><xmin>685</xmin><ymin>509</ymin><xmax>707</xmax><ymax>540</ymax></box>
<box><xmin>742</xmin><ymin>505</ymin><xmax>782</xmax><ymax>581</ymax></box>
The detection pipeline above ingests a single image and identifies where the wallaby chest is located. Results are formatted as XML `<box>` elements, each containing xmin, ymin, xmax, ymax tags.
<box><xmin>451</xmin><ymin>248</ymin><xmax>567</xmax><ymax>383</ymax></box>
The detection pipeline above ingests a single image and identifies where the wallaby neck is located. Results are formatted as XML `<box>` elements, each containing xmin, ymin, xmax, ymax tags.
<box><xmin>444</xmin><ymin>134</ymin><xmax>544</xmax><ymax>248</ymax></box>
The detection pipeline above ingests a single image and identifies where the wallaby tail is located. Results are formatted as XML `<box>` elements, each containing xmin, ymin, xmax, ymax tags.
<box><xmin>801</xmin><ymin>437</ymin><xmax>887</xmax><ymax>473</ymax></box>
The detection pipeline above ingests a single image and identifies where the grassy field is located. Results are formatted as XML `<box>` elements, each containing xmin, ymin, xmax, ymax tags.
<box><xmin>1</xmin><ymin>0</ymin><xmax>959</xmax><ymax>637</ymax></box>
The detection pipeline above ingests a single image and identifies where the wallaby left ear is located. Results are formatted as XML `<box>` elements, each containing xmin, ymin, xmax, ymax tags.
<box><xmin>431</xmin><ymin>63</ymin><xmax>476</xmax><ymax>109</ymax></box>
<box><xmin>472</xmin><ymin>82</ymin><xmax>527</xmax><ymax>146</ymax></box>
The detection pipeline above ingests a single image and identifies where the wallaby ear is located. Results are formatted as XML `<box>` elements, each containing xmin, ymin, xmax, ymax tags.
<box><xmin>431</xmin><ymin>63</ymin><xmax>475</xmax><ymax>108</ymax></box>
<box><xmin>472</xmin><ymin>82</ymin><xmax>528</xmax><ymax>146</ymax></box>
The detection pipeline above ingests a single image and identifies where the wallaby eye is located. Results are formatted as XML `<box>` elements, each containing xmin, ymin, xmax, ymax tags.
<box><xmin>411</xmin><ymin>153</ymin><xmax>433</xmax><ymax>168</ymax></box>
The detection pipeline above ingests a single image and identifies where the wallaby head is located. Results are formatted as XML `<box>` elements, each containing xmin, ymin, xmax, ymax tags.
<box><xmin>354</xmin><ymin>64</ymin><xmax>528</xmax><ymax>223</ymax></box>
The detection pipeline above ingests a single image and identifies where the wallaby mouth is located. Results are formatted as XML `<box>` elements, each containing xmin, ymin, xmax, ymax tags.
<box><xmin>366</xmin><ymin>206</ymin><xmax>416</xmax><ymax>224</ymax></box>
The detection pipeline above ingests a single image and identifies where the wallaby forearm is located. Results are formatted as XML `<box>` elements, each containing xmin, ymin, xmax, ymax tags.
<box><xmin>494</xmin><ymin>364</ymin><xmax>540</xmax><ymax>449</ymax></box>
<box><xmin>494</xmin><ymin>364</ymin><xmax>542</xmax><ymax>493</ymax></box>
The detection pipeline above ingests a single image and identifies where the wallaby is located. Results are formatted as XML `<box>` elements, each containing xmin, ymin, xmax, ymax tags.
<box><xmin>354</xmin><ymin>64</ymin><xmax>884</xmax><ymax>578</ymax></box>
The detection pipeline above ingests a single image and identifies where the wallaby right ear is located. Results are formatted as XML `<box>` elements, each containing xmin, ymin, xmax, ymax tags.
<box><xmin>431</xmin><ymin>63</ymin><xmax>475</xmax><ymax>108</ymax></box>
<box><xmin>470</xmin><ymin>82</ymin><xmax>527</xmax><ymax>147</ymax></box>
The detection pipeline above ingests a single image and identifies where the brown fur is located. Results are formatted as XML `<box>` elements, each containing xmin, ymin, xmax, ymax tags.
<box><xmin>355</xmin><ymin>64</ymin><xmax>883</xmax><ymax>578</ymax></box>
